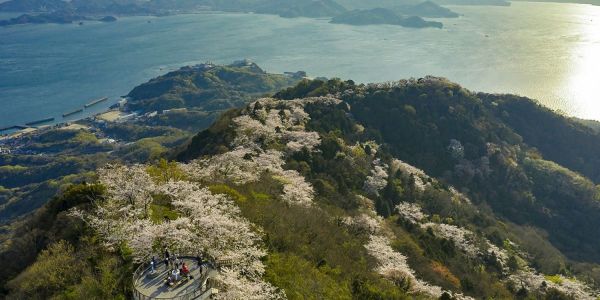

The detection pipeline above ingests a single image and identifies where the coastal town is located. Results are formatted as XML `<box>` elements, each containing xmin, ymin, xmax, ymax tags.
<box><xmin>0</xmin><ymin>96</ymin><xmax>204</xmax><ymax>156</ymax></box>
<box><xmin>1</xmin><ymin>97</ymin><xmax>128</xmax><ymax>155</ymax></box>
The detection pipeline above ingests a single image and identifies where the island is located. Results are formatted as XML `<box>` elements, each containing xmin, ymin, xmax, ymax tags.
<box><xmin>330</xmin><ymin>8</ymin><xmax>443</xmax><ymax>28</ymax></box>
<box><xmin>0</xmin><ymin>12</ymin><xmax>119</xmax><ymax>26</ymax></box>
<box><xmin>0</xmin><ymin>0</ymin><xmax>462</xmax><ymax>27</ymax></box>
<box><xmin>0</xmin><ymin>11</ymin><xmax>89</xmax><ymax>26</ymax></box>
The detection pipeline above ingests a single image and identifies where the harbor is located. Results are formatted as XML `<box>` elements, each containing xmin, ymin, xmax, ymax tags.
<box><xmin>1</xmin><ymin>96</ymin><xmax>111</xmax><ymax>136</ymax></box>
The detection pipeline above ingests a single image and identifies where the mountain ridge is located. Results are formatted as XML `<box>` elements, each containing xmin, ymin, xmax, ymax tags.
<box><xmin>2</xmin><ymin>65</ymin><xmax>600</xmax><ymax>299</ymax></box>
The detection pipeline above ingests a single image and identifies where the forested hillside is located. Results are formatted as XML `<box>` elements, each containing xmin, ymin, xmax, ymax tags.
<box><xmin>276</xmin><ymin>78</ymin><xmax>600</xmax><ymax>265</ymax></box>
<box><xmin>2</xmin><ymin>76</ymin><xmax>600</xmax><ymax>299</ymax></box>
<box><xmin>0</xmin><ymin>62</ymin><xmax>300</xmax><ymax>222</ymax></box>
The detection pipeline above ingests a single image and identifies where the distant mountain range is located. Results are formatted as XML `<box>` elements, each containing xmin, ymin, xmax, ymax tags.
<box><xmin>4</xmin><ymin>0</ymin><xmax>599</xmax><ymax>17</ymax></box>
<box><xmin>336</xmin><ymin>0</ymin><xmax>510</xmax><ymax>8</ymax></box>
<box><xmin>0</xmin><ymin>0</ymin><xmax>463</xmax><ymax>28</ymax></box>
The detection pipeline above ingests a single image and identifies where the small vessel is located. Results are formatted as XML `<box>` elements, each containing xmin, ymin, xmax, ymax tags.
<box><xmin>25</xmin><ymin>117</ymin><xmax>55</xmax><ymax>126</ymax></box>
<box><xmin>63</xmin><ymin>108</ymin><xmax>84</xmax><ymax>118</ymax></box>
<box><xmin>84</xmin><ymin>97</ymin><xmax>109</xmax><ymax>108</ymax></box>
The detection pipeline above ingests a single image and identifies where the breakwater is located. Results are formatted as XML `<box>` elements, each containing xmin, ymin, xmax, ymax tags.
<box><xmin>84</xmin><ymin>97</ymin><xmax>108</xmax><ymax>108</ymax></box>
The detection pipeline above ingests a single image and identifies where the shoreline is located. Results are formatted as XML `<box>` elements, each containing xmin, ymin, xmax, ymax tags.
<box><xmin>2</xmin><ymin>4</ymin><xmax>600</xmax><ymax>121</ymax></box>
<box><xmin>0</xmin><ymin>97</ymin><xmax>125</xmax><ymax>137</ymax></box>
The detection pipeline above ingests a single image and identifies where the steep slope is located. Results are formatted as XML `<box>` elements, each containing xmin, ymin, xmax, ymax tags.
<box><xmin>273</xmin><ymin>78</ymin><xmax>600</xmax><ymax>278</ymax></box>
<box><xmin>0</xmin><ymin>62</ymin><xmax>301</xmax><ymax>223</ymax></box>
<box><xmin>480</xmin><ymin>93</ymin><xmax>600</xmax><ymax>183</ymax></box>
<box><xmin>176</xmin><ymin>95</ymin><xmax>600</xmax><ymax>298</ymax></box>
<box><xmin>3</xmin><ymin>74</ymin><xmax>600</xmax><ymax>299</ymax></box>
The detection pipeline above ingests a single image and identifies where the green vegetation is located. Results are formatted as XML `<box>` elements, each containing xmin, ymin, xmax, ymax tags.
<box><xmin>271</xmin><ymin>77</ymin><xmax>600</xmax><ymax>285</ymax></box>
<box><xmin>221</xmin><ymin>179</ymin><xmax>412</xmax><ymax>299</ymax></box>
<box><xmin>126</xmin><ymin>62</ymin><xmax>300</xmax><ymax>113</ymax></box>
<box><xmin>3</xmin><ymin>68</ymin><xmax>600</xmax><ymax>298</ymax></box>
<box><xmin>0</xmin><ymin>63</ymin><xmax>301</xmax><ymax>223</ymax></box>
<box><xmin>0</xmin><ymin>184</ymin><xmax>116</xmax><ymax>295</ymax></box>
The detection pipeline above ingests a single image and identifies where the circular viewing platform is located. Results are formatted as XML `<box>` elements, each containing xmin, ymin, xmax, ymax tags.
<box><xmin>132</xmin><ymin>256</ymin><xmax>215</xmax><ymax>300</ymax></box>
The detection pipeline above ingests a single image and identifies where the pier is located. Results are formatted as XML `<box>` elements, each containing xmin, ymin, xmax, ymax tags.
<box><xmin>84</xmin><ymin>97</ymin><xmax>108</xmax><ymax>108</ymax></box>
<box><xmin>0</xmin><ymin>125</ymin><xmax>29</xmax><ymax>134</ymax></box>
<box><xmin>63</xmin><ymin>108</ymin><xmax>84</xmax><ymax>118</ymax></box>
<box><xmin>25</xmin><ymin>117</ymin><xmax>55</xmax><ymax>126</ymax></box>
<box><xmin>0</xmin><ymin>125</ymin><xmax>20</xmax><ymax>132</ymax></box>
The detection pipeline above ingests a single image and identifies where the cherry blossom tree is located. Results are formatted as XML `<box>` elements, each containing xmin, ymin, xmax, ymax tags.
<box><xmin>342</xmin><ymin>213</ymin><xmax>382</xmax><ymax>235</ymax></box>
<box><xmin>275</xmin><ymin>170</ymin><xmax>314</xmax><ymax>207</ymax></box>
<box><xmin>395</xmin><ymin>202</ymin><xmax>427</xmax><ymax>225</ymax></box>
<box><xmin>366</xmin><ymin>235</ymin><xmax>444</xmax><ymax>297</ymax></box>
<box><xmin>98</xmin><ymin>164</ymin><xmax>156</xmax><ymax>217</ymax></box>
<box><xmin>363</xmin><ymin>159</ymin><xmax>389</xmax><ymax>197</ymax></box>
<box><xmin>213</xmin><ymin>268</ymin><xmax>285</xmax><ymax>300</ymax></box>
<box><xmin>508</xmin><ymin>270</ymin><xmax>598</xmax><ymax>300</ymax></box>
<box><xmin>391</xmin><ymin>159</ymin><xmax>429</xmax><ymax>191</ymax></box>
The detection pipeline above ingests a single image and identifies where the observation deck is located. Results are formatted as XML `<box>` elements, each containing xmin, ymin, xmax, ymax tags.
<box><xmin>132</xmin><ymin>256</ymin><xmax>217</xmax><ymax>300</ymax></box>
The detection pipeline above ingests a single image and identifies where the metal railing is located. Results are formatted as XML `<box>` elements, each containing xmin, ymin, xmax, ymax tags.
<box><xmin>132</xmin><ymin>256</ymin><xmax>214</xmax><ymax>300</ymax></box>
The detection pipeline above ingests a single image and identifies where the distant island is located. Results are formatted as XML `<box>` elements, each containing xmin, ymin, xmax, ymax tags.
<box><xmin>331</xmin><ymin>8</ymin><xmax>443</xmax><ymax>28</ymax></box>
<box><xmin>0</xmin><ymin>0</ymin><xmax>458</xmax><ymax>28</ymax></box>
<box><xmin>336</xmin><ymin>0</ymin><xmax>510</xmax><ymax>9</ymax></box>
<box><xmin>0</xmin><ymin>11</ymin><xmax>117</xmax><ymax>27</ymax></box>
<box><xmin>0</xmin><ymin>11</ymin><xmax>87</xmax><ymax>26</ymax></box>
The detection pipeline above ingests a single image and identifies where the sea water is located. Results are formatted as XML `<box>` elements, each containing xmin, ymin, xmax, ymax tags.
<box><xmin>1</xmin><ymin>2</ymin><xmax>600</xmax><ymax>128</ymax></box>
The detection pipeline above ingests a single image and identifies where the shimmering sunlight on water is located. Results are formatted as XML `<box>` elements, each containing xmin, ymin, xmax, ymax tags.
<box><xmin>564</xmin><ymin>5</ymin><xmax>600</xmax><ymax>119</ymax></box>
<box><xmin>1</xmin><ymin>2</ymin><xmax>600</xmax><ymax>127</ymax></box>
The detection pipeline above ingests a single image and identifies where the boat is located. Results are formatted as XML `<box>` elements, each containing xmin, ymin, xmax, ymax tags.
<box><xmin>63</xmin><ymin>108</ymin><xmax>84</xmax><ymax>118</ymax></box>
<box><xmin>84</xmin><ymin>97</ymin><xmax>109</xmax><ymax>108</ymax></box>
<box><xmin>25</xmin><ymin>117</ymin><xmax>55</xmax><ymax>126</ymax></box>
